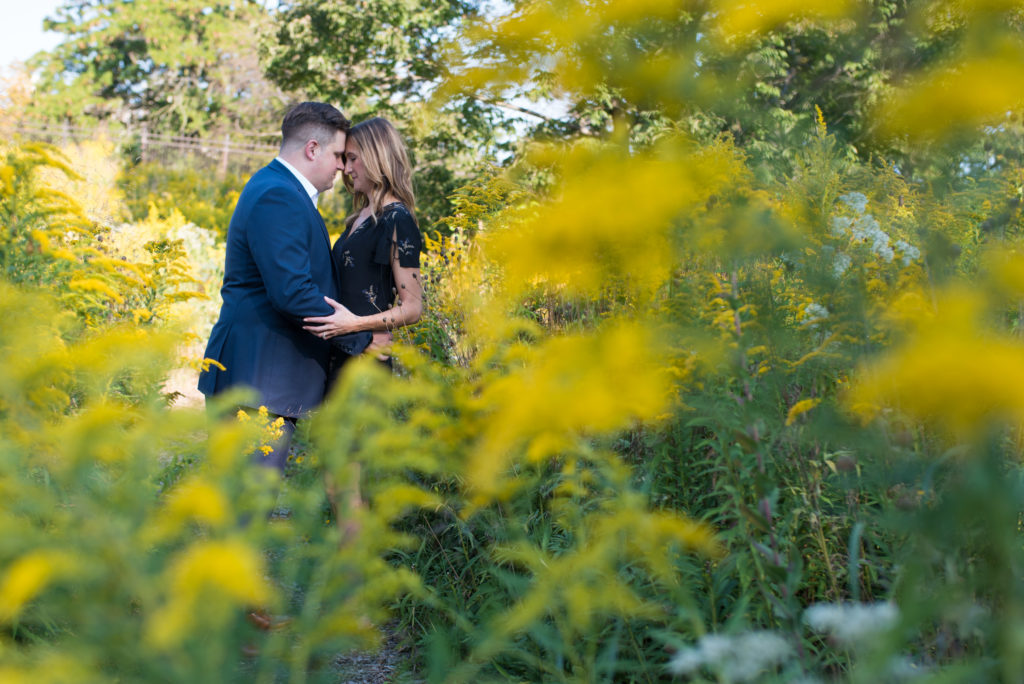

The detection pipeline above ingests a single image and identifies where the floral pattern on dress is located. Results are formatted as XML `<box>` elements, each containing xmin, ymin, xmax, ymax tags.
<box><xmin>332</xmin><ymin>202</ymin><xmax>421</xmax><ymax>318</ymax></box>
<box><xmin>395</xmin><ymin>238</ymin><xmax>415</xmax><ymax>259</ymax></box>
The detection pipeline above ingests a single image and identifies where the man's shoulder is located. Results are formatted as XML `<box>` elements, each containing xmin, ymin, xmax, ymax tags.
<box><xmin>246</xmin><ymin>161</ymin><xmax>291</xmax><ymax>190</ymax></box>
<box><xmin>239</xmin><ymin>162</ymin><xmax>303</xmax><ymax>203</ymax></box>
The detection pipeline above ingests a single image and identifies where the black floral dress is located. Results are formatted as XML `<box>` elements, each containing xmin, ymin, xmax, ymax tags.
<box><xmin>329</xmin><ymin>202</ymin><xmax>422</xmax><ymax>375</ymax></box>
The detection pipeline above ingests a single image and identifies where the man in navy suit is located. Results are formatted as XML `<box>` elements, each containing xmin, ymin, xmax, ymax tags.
<box><xmin>198</xmin><ymin>102</ymin><xmax>371</xmax><ymax>470</ymax></box>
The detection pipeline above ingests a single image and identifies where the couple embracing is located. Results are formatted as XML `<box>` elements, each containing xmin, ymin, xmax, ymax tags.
<box><xmin>197</xmin><ymin>102</ymin><xmax>423</xmax><ymax>468</ymax></box>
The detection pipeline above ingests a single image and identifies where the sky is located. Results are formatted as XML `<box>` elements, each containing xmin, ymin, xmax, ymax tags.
<box><xmin>0</xmin><ymin>1</ymin><xmax>65</xmax><ymax>70</ymax></box>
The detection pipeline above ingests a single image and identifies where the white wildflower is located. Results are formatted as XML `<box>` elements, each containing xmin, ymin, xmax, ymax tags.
<box><xmin>833</xmin><ymin>252</ymin><xmax>852</xmax><ymax>277</ymax></box>
<box><xmin>668</xmin><ymin>646</ymin><xmax>706</xmax><ymax>675</ymax></box>
<box><xmin>669</xmin><ymin>631</ymin><xmax>793</xmax><ymax>682</ymax></box>
<box><xmin>698</xmin><ymin>634</ymin><xmax>733</xmax><ymax>664</ymax></box>
<box><xmin>831</xmin><ymin>215</ymin><xmax>853</xmax><ymax>236</ymax></box>
<box><xmin>849</xmin><ymin>214</ymin><xmax>893</xmax><ymax>261</ymax></box>
<box><xmin>802</xmin><ymin>302</ymin><xmax>829</xmax><ymax>329</ymax></box>
<box><xmin>803</xmin><ymin>601</ymin><xmax>899</xmax><ymax>646</ymax></box>
<box><xmin>839</xmin><ymin>192</ymin><xmax>869</xmax><ymax>214</ymax></box>
<box><xmin>850</xmin><ymin>214</ymin><xmax>879</xmax><ymax>241</ymax></box>
<box><xmin>895</xmin><ymin>239</ymin><xmax>920</xmax><ymax>266</ymax></box>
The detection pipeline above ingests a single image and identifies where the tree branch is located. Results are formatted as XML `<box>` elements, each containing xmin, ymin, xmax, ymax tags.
<box><xmin>476</xmin><ymin>96</ymin><xmax>560</xmax><ymax>122</ymax></box>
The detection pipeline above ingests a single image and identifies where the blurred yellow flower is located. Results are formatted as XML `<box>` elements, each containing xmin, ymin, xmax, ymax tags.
<box><xmin>0</xmin><ymin>550</ymin><xmax>76</xmax><ymax>623</ymax></box>
<box><xmin>711</xmin><ymin>0</ymin><xmax>856</xmax><ymax>43</ymax></box>
<box><xmin>468</xmin><ymin>320</ymin><xmax>672</xmax><ymax>499</ymax></box>
<box><xmin>146</xmin><ymin>478</ymin><xmax>230</xmax><ymax>542</ymax></box>
<box><xmin>786</xmin><ymin>397</ymin><xmax>823</xmax><ymax>426</ymax></box>
<box><xmin>849</xmin><ymin>289</ymin><xmax>1024</xmax><ymax>436</ymax></box>
<box><xmin>484</xmin><ymin>137</ymin><xmax>742</xmax><ymax>299</ymax></box>
<box><xmin>877</xmin><ymin>40</ymin><xmax>1024</xmax><ymax>140</ymax></box>
<box><xmin>147</xmin><ymin>539</ymin><xmax>273</xmax><ymax>648</ymax></box>
<box><xmin>372</xmin><ymin>483</ymin><xmax>444</xmax><ymax>521</ymax></box>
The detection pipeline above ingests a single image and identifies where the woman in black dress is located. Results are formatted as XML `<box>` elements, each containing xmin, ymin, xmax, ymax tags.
<box><xmin>303</xmin><ymin>117</ymin><xmax>423</xmax><ymax>370</ymax></box>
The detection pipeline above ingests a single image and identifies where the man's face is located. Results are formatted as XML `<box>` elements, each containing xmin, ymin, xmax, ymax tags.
<box><xmin>309</xmin><ymin>130</ymin><xmax>346</xmax><ymax>193</ymax></box>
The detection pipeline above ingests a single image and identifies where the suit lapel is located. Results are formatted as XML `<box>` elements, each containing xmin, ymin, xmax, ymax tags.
<box><xmin>313</xmin><ymin>206</ymin><xmax>341</xmax><ymax>293</ymax></box>
<box><xmin>310</xmin><ymin>201</ymin><xmax>333</xmax><ymax>254</ymax></box>
<box><xmin>267</xmin><ymin>160</ymin><xmax>334</xmax><ymax>254</ymax></box>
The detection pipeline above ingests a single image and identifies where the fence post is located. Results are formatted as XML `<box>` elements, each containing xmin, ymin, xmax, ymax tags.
<box><xmin>218</xmin><ymin>133</ymin><xmax>231</xmax><ymax>179</ymax></box>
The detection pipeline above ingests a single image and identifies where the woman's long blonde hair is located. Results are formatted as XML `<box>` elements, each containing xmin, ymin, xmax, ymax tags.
<box><xmin>343</xmin><ymin>117</ymin><xmax>417</xmax><ymax>230</ymax></box>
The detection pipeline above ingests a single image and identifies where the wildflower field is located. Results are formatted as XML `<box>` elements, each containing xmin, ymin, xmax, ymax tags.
<box><xmin>5</xmin><ymin>1</ymin><xmax>1024</xmax><ymax>682</ymax></box>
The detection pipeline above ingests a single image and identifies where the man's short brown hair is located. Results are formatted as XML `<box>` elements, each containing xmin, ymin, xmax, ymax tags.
<box><xmin>281</xmin><ymin>102</ymin><xmax>350</xmax><ymax>149</ymax></box>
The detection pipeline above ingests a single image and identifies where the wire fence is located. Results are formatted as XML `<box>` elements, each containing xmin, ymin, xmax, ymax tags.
<box><xmin>10</xmin><ymin>120</ymin><xmax>280</xmax><ymax>177</ymax></box>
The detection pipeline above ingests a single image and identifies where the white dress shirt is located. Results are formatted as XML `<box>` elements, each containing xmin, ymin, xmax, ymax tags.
<box><xmin>275</xmin><ymin>156</ymin><xmax>319</xmax><ymax>208</ymax></box>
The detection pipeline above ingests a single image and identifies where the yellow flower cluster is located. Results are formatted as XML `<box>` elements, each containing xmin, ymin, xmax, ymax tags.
<box><xmin>878</xmin><ymin>39</ymin><xmax>1024</xmax><ymax>141</ymax></box>
<box><xmin>146</xmin><ymin>539</ymin><xmax>273</xmax><ymax>648</ymax></box>
<box><xmin>849</xmin><ymin>288</ymin><xmax>1024</xmax><ymax>438</ymax></box>
<box><xmin>469</xmin><ymin>321</ymin><xmax>672</xmax><ymax>498</ymax></box>
<box><xmin>0</xmin><ymin>550</ymin><xmax>77</xmax><ymax>623</ymax></box>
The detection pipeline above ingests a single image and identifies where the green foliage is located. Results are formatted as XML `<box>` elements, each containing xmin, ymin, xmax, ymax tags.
<box><xmin>450</xmin><ymin>0</ymin><xmax>1024</xmax><ymax>185</ymax></box>
<box><xmin>30</xmin><ymin>0</ymin><xmax>290</xmax><ymax>136</ymax></box>
<box><xmin>0</xmin><ymin>283</ymin><xmax>426</xmax><ymax>682</ymax></box>
<box><xmin>9</xmin><ymin>2</ymin><xmax>1024</xmax><ymax>683</ymax></box>
<box><xmin>0</xmin><ymin>142</ymin><xmax>206</xmax><ymax>329</ymax></box>
<box><xmin>260</xmin><ymin>0</ymin><xmax>512</xmax><ymax>230</ymax></box>
<box><xmin>377</xmin><ymin>87</ymin><xmax>1024</xmax><ymax>680</ymax></box>
<box><xmin>261</xmin><ymin>0</ymin><xmax>475</xmax><ymax>108</ymax></box>
<box><xmin>315</xmin><ymin>345</ymin><xmax>718</xmax><ymax>684</ymax></box>
<box><xmin>120</xmin><ymin>162</ymin><xmax>243</xmax><ymax>238</ymax></box>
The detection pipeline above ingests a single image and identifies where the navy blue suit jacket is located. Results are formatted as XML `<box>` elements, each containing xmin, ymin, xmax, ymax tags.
<box><xmin>198</xmin><ymin>160</ymin><xmax>369</xmax><ymax>417</ymax></box>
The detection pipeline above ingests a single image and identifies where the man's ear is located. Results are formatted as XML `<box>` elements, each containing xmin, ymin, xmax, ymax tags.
<box><xmin>304</xmin><ymin>139</ymin><xmax>319</xmax><ymax>161</ymax></box>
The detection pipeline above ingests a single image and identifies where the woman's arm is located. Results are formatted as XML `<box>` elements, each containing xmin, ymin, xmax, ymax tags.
<box><xmin>303</xmin><ymin>228</ymin><xmax>423</xmax><ymax>339</ymax></box>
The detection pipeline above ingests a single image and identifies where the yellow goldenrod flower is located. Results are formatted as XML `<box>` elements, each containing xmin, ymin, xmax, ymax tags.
<box><xmin>469</xmin><ymin>320</ymin><xmax>671</xmax><ymax>500</ymax></box>
<box><xmin>878</xmin><ymin>39</ymin><xmax>1024</xmax><ymax>140</ymax></box>
<box><xmin>146</xmin><ymin>539</ymin><xmax>273</xmax><ymax>648</ymax></box>
<box><xmin>786</xmin><ymin>398</ymin><xmax>823</xmax><ymax>426</ymax></box>
<box><xmin>849</xmin><ymin>289</ymin><xmax>1024</xmax><ymax>437</ymax></box>
<box><xmin>0</xmin><ymin>550</ymin><xmax>76</xmax><ymax>623</ymax></box>
<box><xmin>711</xmin><ymin>0</ymin><xmax>856</xmax><ymax>44</ymax></box>
<box><xmin>164</xmin><ymin>478</ymin><xmax>230</xmax><ymax>529</ymax></box>
<box><xmin>67</xmin><ymin>277</ymin><xmax>124</xmax><ymax>304</ymax></box>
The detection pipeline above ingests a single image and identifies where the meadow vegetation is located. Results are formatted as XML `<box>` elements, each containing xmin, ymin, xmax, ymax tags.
<box><xmin>4</xmin><ymin>1</ymin><xmax>1024</xmax><ymax>682</ymax></box>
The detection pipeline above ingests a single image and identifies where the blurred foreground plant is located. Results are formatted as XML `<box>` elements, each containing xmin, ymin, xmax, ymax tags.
<box><xmin>0</xmin><ymin>280</ymin><xmax>429</xmax><ymax>683</ymax></box>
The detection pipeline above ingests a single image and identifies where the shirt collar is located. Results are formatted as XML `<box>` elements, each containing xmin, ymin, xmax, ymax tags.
<box><xmin>275</xmin><ymin>156</ymin><xmax>319</xmax><ymax>207</ymax></box>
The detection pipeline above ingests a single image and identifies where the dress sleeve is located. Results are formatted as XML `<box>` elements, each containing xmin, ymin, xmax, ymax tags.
<box><xmin>373</xmin><ymin>207</ymin><xmax>422</xmax><ymax>268</ymax></box>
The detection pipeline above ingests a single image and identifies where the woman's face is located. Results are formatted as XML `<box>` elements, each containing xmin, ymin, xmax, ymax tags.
<box><xmin>344</xmin><ymin>138</ymin><xmax>371</xmax><ymax>196</ymax></box>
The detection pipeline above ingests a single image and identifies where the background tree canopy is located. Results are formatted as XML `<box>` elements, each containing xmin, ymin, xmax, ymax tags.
<box><xmin>30</xmin><ymin>0</ymin><xmax>285</xmax><ymax>135</ymax></box>
<box><xmin>27</xmin><ymin>0</ymin><xmax>1024</xmax><ymax>225</ymax></box>
<box><xmin>29</xmin><ymin>0</ymin><xmax>517</xmax><ymax>229</ymax></box>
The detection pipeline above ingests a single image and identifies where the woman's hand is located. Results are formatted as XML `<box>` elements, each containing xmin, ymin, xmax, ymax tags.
<box><xmin>303</xmin><ymin>296</ymin><xmax>360</xmax><ymax>339</ymax></box>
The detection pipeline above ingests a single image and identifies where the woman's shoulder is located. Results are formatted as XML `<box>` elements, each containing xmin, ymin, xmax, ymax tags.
<box><xmin>379</xmin><ymin>202</ymin><xmax>420</xmax><ymax>234</ymax></box>
<box><xmin>380</xmin><ymin>201</ymin><xmax>416</xmax><ymax>222</ymax></box>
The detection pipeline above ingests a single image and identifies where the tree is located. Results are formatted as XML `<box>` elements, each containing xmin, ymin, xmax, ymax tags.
<box><xmin>29</xmin><ymin>0</ymin><xmax>290</xmax><ymax>136</ymax></box>
<box><xmin>260</xmin><ymin>0</ymin><xmax>514</xmax><ymax>229</ymax></box>
<box><xmin>262</xmin><ymin>0</ymin><xmax>473</xmax><ymax>110</ymax></box>
<box><xmin>444</xmin><ymin>0</ymin><xmax>1024</xmax><ymax>186</ymax></box>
